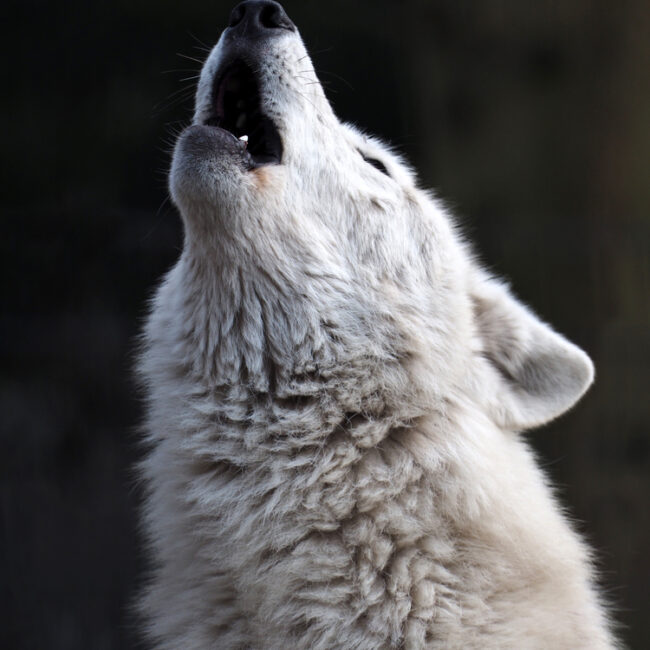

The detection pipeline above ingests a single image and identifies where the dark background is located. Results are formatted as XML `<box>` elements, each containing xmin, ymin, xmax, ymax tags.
<box><xmin>2</xmin><ymin>1</ymin><xmax>649</xmax><ymax>648</ymax></box>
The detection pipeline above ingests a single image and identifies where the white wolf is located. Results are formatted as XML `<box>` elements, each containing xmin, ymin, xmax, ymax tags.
<box><xmin>138</xmin><ymin>1</ymin><xmax>618</xmax><ymax>648</ymax></box>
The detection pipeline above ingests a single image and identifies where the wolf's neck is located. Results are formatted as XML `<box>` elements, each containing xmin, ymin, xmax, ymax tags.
<box><xmin>170</xmin><ymin>254</ymin><xmax>299</xmax><ymax>387</ymax></box>
<box><xmin>166</xmin><ymin>244</ymin><xmax>381</xmax><ymax>393</ymax></box>
<box><xmin>156</xmin><ymin>245</ymin><xmax>426</xmax><ymax>414</ymax></box>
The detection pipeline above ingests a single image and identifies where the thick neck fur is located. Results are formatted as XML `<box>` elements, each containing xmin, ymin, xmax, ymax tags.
<box><xmin>145</xmin><ymin>230</ymin><xmax>429</xmax><ymax>450</ymax></box>
<box><xmin>177</xmin><ymin>244</ymin><xmax>337</xmax><ymax>388</ymax></box>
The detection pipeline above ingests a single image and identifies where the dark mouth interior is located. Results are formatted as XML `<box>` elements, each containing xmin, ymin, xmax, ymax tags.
<box><xmin>206</xmin><ymin>61</ymin><xmax>283</xmax><ymax>167</ymax></box>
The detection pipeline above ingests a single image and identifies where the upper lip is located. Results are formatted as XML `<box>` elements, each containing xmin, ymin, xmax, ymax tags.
<box><xmin>204</xmin><ymin>59</ymin><xmax>283</xmax><ymax>168</ymax></box>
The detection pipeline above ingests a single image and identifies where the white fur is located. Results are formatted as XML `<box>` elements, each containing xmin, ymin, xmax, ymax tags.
<box><xmin>138</xmin><ymin>18</ymin><xmax>618</xmax><ymax>650</ymax></box>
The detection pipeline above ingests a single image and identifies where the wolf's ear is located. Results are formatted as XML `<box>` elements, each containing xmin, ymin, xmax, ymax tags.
<box><xmin>471</xmin><ymin>273</ymin><xmax>594</xmax><ymax>431</ymax></box>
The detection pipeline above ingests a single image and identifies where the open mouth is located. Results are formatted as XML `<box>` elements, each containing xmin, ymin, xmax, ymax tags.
<box><xmin>205</xmin><ymin>61</ymin><xmax>283</xmax><ymax>168</ymax></box>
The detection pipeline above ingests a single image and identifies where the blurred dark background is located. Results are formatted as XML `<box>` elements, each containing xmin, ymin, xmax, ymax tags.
<box><xmin>2</xmin><ymin>0</ymin><xmax>648</xmax><ymax>648</ymax></box>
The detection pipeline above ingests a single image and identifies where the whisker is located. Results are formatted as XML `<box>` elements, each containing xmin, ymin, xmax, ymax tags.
<box><xmin>154</xmin><ymin>84</ymin><xmax>195</xmax><ymax>104</ymax></box>
<box><xmin>316</xmin><ymin>69</ymin><xmax>354</xmax><ymax>92</ymax></box>
<box><xmin>152</xmin><ymin>97</ymin><xmax>194</xmax><ymax>116</ymax></box>
<box><xmin>152</xmin><ymin>96</ymin><xmax>194</xmax><ymax>117</ymax></box>
<box><xmin>140</xmin><ymin>195</ymin><xmax>175</xmax><ymax>244</ymax></box>
<box><xmin>152</xmin><ymin>85</ymin><xmax>196</xmax><ymax>114</ymax></box>
<box><xmin>161</xmin><ymin>68</ymin><xmax>202</xmax><ymax>75</ymax></box>
<box><xmin>176</xmin><ymin>52</ymin><xmax>205</xmax><ymax>65</ymax></box>
<box><xmin>188</xmin><ymin>31</ymin><xmax>212</xmax><ymax>51</ymax></box>
<box><xmin>293</xmin><ymin>89</ymin><xmax>328</xmax><ymax>121</ymax></box>
<box><xmin>299</xmin><ymin>46</ymin><xmax>334</xmax><ymax>63</ymax></box>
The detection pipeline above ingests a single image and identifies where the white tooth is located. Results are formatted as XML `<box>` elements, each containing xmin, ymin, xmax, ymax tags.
<box><xmin>239</xmin><ymin>135</ymin><xmax>249</xmax><ymax>147</ymax></box>
<box><xmin>236</xmin><ymin>113</ymin><xmax>246</xmax><ymax>129</ymax></box>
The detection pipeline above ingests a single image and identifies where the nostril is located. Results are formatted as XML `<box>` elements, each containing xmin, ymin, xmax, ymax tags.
<box><xmin>228</xmin><ymin>4</ymin><xmax>245</xmax><ymax>27</ymax></box>
<box><xmin>259</xmin><ymin>3</ymin><xmax>291</xmax><ymax>30</ymax></box>
<box><xmin>227</xmin><ymin>1</ymin><xmax>295</xmax><ymax>35</ymax></box>
<box><xmin>228</xmin><ymin>5</ymin><xmax>244</xmax><ymax>27</ymax></box>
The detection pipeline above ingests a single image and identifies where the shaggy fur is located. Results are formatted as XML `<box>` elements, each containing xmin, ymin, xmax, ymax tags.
<box><xmin>138</xmin><ymin>4</ymin><xmax>618</xmax><ymax>648</ymax></box>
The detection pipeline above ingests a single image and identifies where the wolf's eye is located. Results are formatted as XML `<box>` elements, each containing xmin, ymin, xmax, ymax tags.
<box><xmin>360</xmin><ymin>152</ymin><xmax>390</xmax><ymax>177</ymax></box>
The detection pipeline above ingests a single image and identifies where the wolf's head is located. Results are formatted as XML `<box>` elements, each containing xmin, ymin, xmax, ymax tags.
<box><xmin>168</xmin><ymin>0</ymin><xmax>593</xmax><ymax>432</ymax></box>
<box><xmin>171</xmin><ymin>1</ymin><xmax>421</xmax><ymax>251</ymax></box>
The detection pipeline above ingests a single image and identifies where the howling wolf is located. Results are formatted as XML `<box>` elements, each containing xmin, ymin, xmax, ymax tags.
<box><xmin>138</xmin><ymin>1</ymin><xmax>617</xmax><ymax>648</ymax></box>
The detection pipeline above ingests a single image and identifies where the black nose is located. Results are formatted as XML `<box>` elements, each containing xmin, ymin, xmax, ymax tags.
<box><xmin>228</xmin><ymin>1</ymin><xmax>295</xmax><ymax>37</ymax></box>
